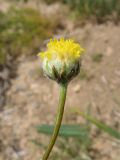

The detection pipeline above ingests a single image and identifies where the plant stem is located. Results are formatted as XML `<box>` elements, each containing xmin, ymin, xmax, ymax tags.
<box><xmin>42</xmin><ymin>83</ymin><xmax>68</xmax><ymax>160</ymax></box>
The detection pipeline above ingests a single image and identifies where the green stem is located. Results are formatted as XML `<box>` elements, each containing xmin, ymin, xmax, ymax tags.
<box><xmin>42</xmin><ymin>83</ymin><xmax>68</xmax><ymax>160</ymax></box>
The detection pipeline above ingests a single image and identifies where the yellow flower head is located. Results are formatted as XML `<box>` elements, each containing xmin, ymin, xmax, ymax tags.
<box><xmin>38</xmin><ymin>38</ymin><xmax>84</xmax><ymax>84</ymax></box>
<box><xmin>39</xmin><ymin>38</ymin><xmax>84</xmax><ymax>62</ymax></box>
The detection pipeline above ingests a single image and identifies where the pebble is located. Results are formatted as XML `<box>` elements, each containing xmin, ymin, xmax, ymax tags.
<box><xmin>73</xmin><ymin>84</ymin><xmax>81</xmax><ymax>93</ymax></box>
<box><xmin>106</xmin><ymin>47</ymin><xmax>113</xmax><ymax>56</ymax></box>
<box><xmin>0</xmin><ymin>67</ymin><xmax>9</xmax><ymax>80</ymax></box>
<box><xmin>101</xmin><ymin>75</ymin><xmax>108</xmax><ymax>85</ymax></box>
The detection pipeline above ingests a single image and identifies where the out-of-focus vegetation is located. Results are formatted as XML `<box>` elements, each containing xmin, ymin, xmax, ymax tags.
<box><xmin>43</xmin><ymin>0</ymin><xmax>62</xmax><ymax>4</ymax></box>
<box><xmin>63</xmin><ymin>0</ymin><xmax>120</xmax><ymax>21</ymax></box>
<box><xmin>0</xmin><ymin>7</ymin><xmax>56</xmax><ymax>64</ymax></box>
<box><xmin>91</xmin><ymin>53</ymin><xmax>103</xmax><ymax>63</ymax></box>
<box><xmin>33</xmin><ymin>110</ymin><xmax>120</xmax><ymax>160</ymax></box>
<box><xmin>1</xmin><ymin>0</ymin><xmax>119</xmax><ymax>65</ymax></box>
<box><xmin>44</xmin><ymin>0</ymin><xmax>120</xmax><ymax>22</ymax></box>
<box><xmin>50</xmin><ymin>137</ymin><xmax>91</xmax><ymax>160</ymax></box>
<box><xmin>35</xmin><ymin>124</ymin><xmax>92</xmax><ymax>160</ymax></box>
<box><xmin>7</xmin><ymin>0</ymin><xmax>120</xmax><ymax>22</ymax></box>
<box><xmin>35</xmin><ymin>110</ymin><xmax>120</xmax><ymax>159</ymax></box>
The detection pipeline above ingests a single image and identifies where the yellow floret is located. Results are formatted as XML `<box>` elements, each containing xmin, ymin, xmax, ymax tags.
<box><xmin>39</xmin><ymin>38</ymin><xmax>84</xmax><ymax>61</ymax></box>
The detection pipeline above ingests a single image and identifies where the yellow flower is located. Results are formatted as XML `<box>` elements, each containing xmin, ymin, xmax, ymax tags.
<box><xmin>39</xmin><ymin>38</ymin><xmax>84</xmax><ymax>61</ymax></box>
<box><xmin>38</xmin><ymin>38</ymin><xmax>84</xmax><ymax>84</ymax></box>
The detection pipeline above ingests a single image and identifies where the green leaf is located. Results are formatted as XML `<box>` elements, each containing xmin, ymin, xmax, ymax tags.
<box><xmin>72</xmin><ymin>109</ymin><xmax>120</xmax><ymax>140</ymax></box>
<box><xmin>36</xmin><ymin>124</ymin><xmax>89</xmax><ymax>139</ymax></box>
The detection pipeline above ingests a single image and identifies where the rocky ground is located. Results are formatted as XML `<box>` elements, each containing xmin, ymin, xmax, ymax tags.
<box><xmin>0</xmin><ymin>1</ymin><xmax>120</xmax><ymax>160</ymax></box>
<box><xmin>0</xmin><ymin>56</ymin><xmax>16</xmax><ymax>110</ymax></box>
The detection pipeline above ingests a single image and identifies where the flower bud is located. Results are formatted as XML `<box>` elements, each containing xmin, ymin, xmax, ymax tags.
<box><xmin>38</xmin><ymin>38</ymin><xmax>84</xmax><ymax>84</ymax></box>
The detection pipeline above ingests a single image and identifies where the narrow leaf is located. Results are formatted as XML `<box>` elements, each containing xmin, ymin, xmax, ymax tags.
<box><xmin>36</xmin><ymin>124</ymin><xmax>88</xmax><ymax>139</ymax></box>
<box><xmin>72</xmin><ymin>108</ymin><xmax>120</xmax><ymax>140</ymax></box>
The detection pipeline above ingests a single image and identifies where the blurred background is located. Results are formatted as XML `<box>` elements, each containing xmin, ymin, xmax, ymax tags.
<box><xmin>0</xmin><ymin>0</ymin><xmax>120</xmax><ymax>160</ymax></box>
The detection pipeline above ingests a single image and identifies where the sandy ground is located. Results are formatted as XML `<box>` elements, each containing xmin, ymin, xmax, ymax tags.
<box><xmin>0</xmin><ymin>1</ymin><xmax>120</xmax><ymax>160</ymax></box>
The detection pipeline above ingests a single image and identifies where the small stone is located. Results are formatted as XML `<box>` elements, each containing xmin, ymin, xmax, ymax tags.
<box><xmin>0</xmin><ymin>67</ymin><xmax>9</xmax><ymax>80</ymax></box>
<box><xmin>106</xmin><ymin>47</ymin><xmax>113</xmax><ymax>56</ymax></box>
<box><xmin>73</xmin><ymin>84</ymin><xmax>81</xmax><ymax>93</ymax></box>
<box><xmin>17</xmin><ymin>150</ymin><xmax>26</xmax><ymax>157</ymax></box>
<box><xmin>101</xmin><ymin>75</ymin><xmax>107</xmax><ymax>84</ymax></box>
